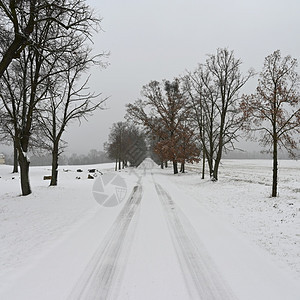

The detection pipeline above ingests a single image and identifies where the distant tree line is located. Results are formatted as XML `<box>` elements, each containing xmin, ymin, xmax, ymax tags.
<box><xmin>223</xmin><ymin>150</ymin><xmax>297</xmax><ymax>160</ymax></box>
<box><xmin>2</xmin><ymin>149</ymin><xmax>111</xmax><ymax>166</ymax></box>
<box><xmin>24</xmin><ymin>149</ymin><xmax>111</xmax><ymax>166</ymax></box>
<box><xmin>66</xmin><ymin>150</ymin><xmax>111</xmax><ymax>165</ymax></box>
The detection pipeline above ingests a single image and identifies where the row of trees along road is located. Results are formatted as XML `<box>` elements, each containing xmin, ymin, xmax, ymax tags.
<box><xmin>0</xmin><ymin>1</ymin><xmax>106</xmax><ymax>196</ymax></box>
<box><xmin>126</xmin><ymin>48</ymin><xmax>300</xmax><ymax>197</ymax></box>
<box><xmin>126</xmin><ymin>49</ymin><xmax>252</xmax><ymax>178</ymax></box>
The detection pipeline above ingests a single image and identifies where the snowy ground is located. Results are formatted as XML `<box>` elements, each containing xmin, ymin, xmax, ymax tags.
<box><xmin>182</xmin><ymin>159</ymin><xmax>300</xmax><ymax>281</ymax></box>
<box><xmin>0</xmin><ymin>159</ymin><xmax>299</xmax><ymax>299</ymax></box>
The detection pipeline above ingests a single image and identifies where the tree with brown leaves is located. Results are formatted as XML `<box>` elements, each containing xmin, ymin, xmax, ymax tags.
<box><xmin>127</xmin><ymin>79</ymin><xmax>199</xmax><ymax>174</ymax></box>
<box><xmin>241</xmin><ymin>50</ymin><xmax>300</xmax><ymax>197</ymax></box>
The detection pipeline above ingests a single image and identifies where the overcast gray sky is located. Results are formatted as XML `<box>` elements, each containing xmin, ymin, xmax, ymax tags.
<box><xmin>2</xmin><ymin>0</ymin><xmax>300</xmax><ymax>155</ymax></box>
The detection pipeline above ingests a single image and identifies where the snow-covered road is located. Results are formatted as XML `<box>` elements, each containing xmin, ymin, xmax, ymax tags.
<box><xmin>0</xmin><ymin>160</ymin><xmax>299</xmax><ymax>299</ymax></box>
<box><xmin>69</xmin><ymin>185</ymin><xmax>143</xmax><ymax>299</ymax></box>
<box><xmin>154</xmin><ymin>180</ymin><xmax>236</xmax><ymax>299</ymax></box>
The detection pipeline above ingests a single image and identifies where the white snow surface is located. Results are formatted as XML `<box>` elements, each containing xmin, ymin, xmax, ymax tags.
<box><xmin>0</xmin><ymin>159</ymin><xmax>299</xmax><ymax>299</ymax></box>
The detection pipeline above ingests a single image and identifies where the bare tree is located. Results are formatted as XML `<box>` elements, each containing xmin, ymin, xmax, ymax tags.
<box><xmin>241</xmin><ymin>50</ymin><xmax>300</xmax><ymax>197</ymax></box>
<box><xmin>0</xmin><ymin>57</ymin><xmax>52</xmax><ymax>173</ymax></box>
<box><xmin>185</xmin><ymin>48</ymin><xmax>254</xmax><ymax>180</ymax></box>
<box><xmin>183</xmin><ymin>70</ymin><xmax>217</xmax><ymax>178</ymax></box>
<box><xmin>38</xmin><ymin>46</ymin><xmax>106</xmax><ymax>186</ymax></box>
<box><xmin>0</xmin><ymin>0</ymin><xmax>101</xmax><ymax>195</ymax></box>
<box><xmin>1</xmin><ymin>42</ymin><xmax>60</xmax><ymax>195</ymax></box>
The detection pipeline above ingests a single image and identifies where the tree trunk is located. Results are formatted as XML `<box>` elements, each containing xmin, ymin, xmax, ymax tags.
<box><xmin>118</xmin><ymin>158</ymin><xmax>121</xmax><ymax>170</ymax></box>
<box><xmin>173</xmin><ymin>160</ymin><xmax>178</xmax><ymax>174</ymax></box>
<box><xmin>207</xmin><ymin>124</ymin><xmax>214</xmax><ymax>177</ymax></box>
<box><xmin>13</xmin><ymin>140</ymin><xmax>18</xmax><ymax>173</ymax></box>
<box><xmin>165</xmin><ymin>161</ymin><xmax>168</xmax><ymax>168</ymax></box>
<box><xmin>212</xmin><ymin>125</ymin><xmax>225</xmax><ymax>181</ymax></box>
<box><xmin>160</xmin><ymin>161</ymin><xmax>164</xmax><ymax>169</ymax></box>
<box><xmin>212</xmin><ymin>164</ymin><xmax>218</xmax><ymax>181</ymax></box>
<box><xmin>18</xmin><ymin>151</ymin><xmax>31</xmax><ymax>196</ymax></box>
<box><xmin>206</xmin><ymin>151</ymin><xmax>213</xmax><ymax>178</ymax></box>
<box><xmin>180</xmin><ymin>162</ymin><xmax>185</xmax><ymax>173</ymax></box>
<box><xmin>115</xmin><ymin>158</ymin><xmax>118</xmax><ymax>171</ymax></box>
<box><xmin>201</xmin><ymin>151</ymin><xmax>205</xmax><ymax>179</ymax></box>
<box><xmin>212</xmin><ymin>142</ymin><xmax>223</xmax><ymax>181</ymax></box>
<box><xmin>272</xmin><ymin>138</ymin><xmax>278</xmax><ymax>197</ymax></box>
<box><xmin>213</xmin><ymin>153</ymin><xmax>222</xmax><ymax>181</ymax></box>
<box><xmin>50</xmin><ymin>145</ymin><xmax>59</xmax><ymax>186</ymax></box>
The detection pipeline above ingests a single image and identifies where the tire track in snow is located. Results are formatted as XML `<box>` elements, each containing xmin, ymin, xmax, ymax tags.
<box><xmin>154</xmin><ymin>181</ymin><xmax>237</xmax><ymax>300</ymax></box>
<box><xmin>68</xmin><ymin>185</ymin><xmax>142</xmax><ymax>300</ymax></box>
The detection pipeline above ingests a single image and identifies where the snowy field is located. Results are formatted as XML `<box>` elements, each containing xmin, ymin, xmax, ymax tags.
<box><xmin>0</xmin><ymin>159</ymin><xmax>299</xmax><ymax>299</ymax></box>
<box><xmin>183</xmin><ymin>159</ymin><xmax>300</xmax><ymax>280</ymax></box>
